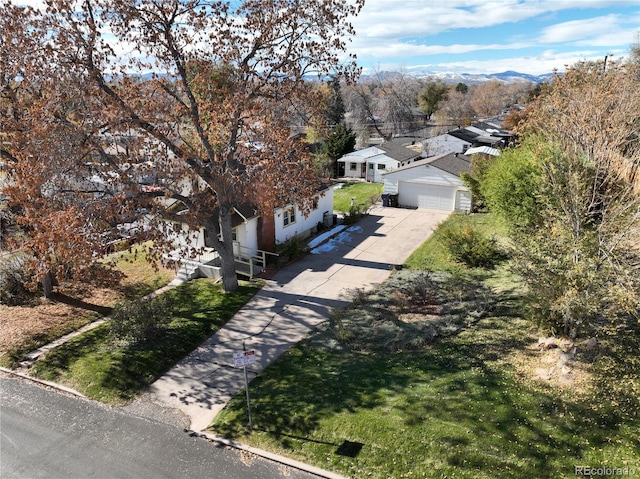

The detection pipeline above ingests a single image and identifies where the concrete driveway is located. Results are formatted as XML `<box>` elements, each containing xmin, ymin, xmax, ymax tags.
<box><xmin>144</xmin><ymin>206</ymin><xmax>450</xmax><ymax>431</ymax></box>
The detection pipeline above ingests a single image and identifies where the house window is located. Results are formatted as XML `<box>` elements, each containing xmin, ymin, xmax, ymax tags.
<box><xmin>377</xmin><ymin>164</ymin><xmax>386</xmax><ymax>170</ymax></box>
<box><xmin>368</xmin><ymin>163</ymin><xmax>374</xmax><ymax>170</ymax></box>
<box><xmin>283</xmin><ymin>208</ymin><xmax>296</xmax><ymax>227</ymax></box>
<box><xmin>350</xmin><ymin>162</ymin><xmax>357</xmax><ymax>171</ymax></box>
<box><xmin>232</xmin><ymin>228</ymin><xmax>237</xmax><ymax>242</ymax></box>
<box><xmin>312</xmin><ymin>199</ymin><xmax>318</xmax><ymax>210</ymax></box>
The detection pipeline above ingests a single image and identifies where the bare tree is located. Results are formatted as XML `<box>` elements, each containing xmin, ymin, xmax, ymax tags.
<box><xmin>471</xmin><ymin>80</ymin><xmax>509</xmax><ymax>117</ymax></box>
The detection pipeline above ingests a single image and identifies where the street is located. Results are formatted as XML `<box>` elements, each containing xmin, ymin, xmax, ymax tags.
<box><xmin>0</xmin><ymin>374</ymin><xmax>318</xmax><ymax>479</ymax></box>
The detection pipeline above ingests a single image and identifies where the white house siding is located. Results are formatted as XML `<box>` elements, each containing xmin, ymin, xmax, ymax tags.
<box><xmin>454</xmin><ymin>190</ymin><xmax>472</xmax><ymax>212</ymax></box>
<box><xmin>234</xmin><ymin>217</ymin><xmax>259</xmax><ymax>257</ymax></box>
<box><xmin>383</xmin><ymin>164</ymin><xmax>470</xmax><ymax>211</ymax></box>
<box><xmin>166</xmin><ymin>221</ymin><xmax>206</xmax><ymax>250</ymax></box>
<box><xmin>366</xmin><ymin>154</ymin><xmax>400</xmax><ymax>183</ymax></box>
<box><xmin>344</xmin><ymin>161</ymin><xmax>365</xmax><ymax>180</ymax></box>
<box><xmin>274</xmin><ymin>190</ymin><xmax>334</xmax><ymax>243</ymax></box>
<box><xmin>422</xmin><ymin>134</ymin><xmax>471</xmax><ymax>158</ymax></box>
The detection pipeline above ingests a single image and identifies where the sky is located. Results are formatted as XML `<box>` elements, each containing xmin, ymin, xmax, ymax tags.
<box><xmin>347</xmin><ymin>0</ymin><xmax>640</xmax><ymax>76</ymax></box>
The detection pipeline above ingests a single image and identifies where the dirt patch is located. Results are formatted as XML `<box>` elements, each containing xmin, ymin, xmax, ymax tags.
<box><xmin>0</xmin><ymin>261</ymin><xmax>174</xmax><ymax>368</ymax></box>
<box><xmin>507</xmin><ymin>337</ymin><xmax>594</xmax><ymax>392</ymax></box>
<box><xmin>0</xmin><ymin>298</ymin><xmax>100</xmax><ymax>367</ymax></box>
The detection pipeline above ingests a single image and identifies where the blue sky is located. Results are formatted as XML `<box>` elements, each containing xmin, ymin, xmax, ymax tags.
<box><xmin>348</xmin><ymin>0</ymin><xmax>640</xmax><ymax>75</ymax></box>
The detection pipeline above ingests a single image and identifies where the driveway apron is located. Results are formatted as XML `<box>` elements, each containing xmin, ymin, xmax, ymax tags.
<box><xmin>147</xmin><ymin>206</ymin><xmax>450</xmax><ymax>431</ymax></box>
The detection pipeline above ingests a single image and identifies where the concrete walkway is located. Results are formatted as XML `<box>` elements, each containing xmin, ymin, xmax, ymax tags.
<box><xmin>146</xmin><ymin>206</ymin><xmax>450</xmax><ymax>431</ymax></box>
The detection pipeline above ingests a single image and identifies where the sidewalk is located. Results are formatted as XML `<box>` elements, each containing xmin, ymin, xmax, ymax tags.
<box><xmin>144</xmin><ymin>206</ymin><xmax>450</xmax><ymax>431</ymax></box>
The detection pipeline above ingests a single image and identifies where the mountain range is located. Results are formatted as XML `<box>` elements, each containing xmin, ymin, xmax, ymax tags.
<box><xmin>361</xmin><ymin>70</ymin><xmax>555</xmax><ymax>85</ymax></box>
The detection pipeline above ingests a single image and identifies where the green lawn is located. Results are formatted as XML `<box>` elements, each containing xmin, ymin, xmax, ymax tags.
<box><xmin>31</xmin><ymin>279</ymin><xmax>262</xmax><ymax>404</ymax></box>
<box><xmin>210</xmin><ymin>213</ymin><xmax>640</xmax><ymax>479</ymax></box>
<box><xmin>333</xmin><ymin>182</ymin><xmax>383</xmax><ymax>213</ymax></box>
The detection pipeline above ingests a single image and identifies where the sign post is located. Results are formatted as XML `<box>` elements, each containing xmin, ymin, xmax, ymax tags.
<box><xmin>233</xmin><ymin>343</ymin><xmax>255</xmax><ymax>431</ymax></box>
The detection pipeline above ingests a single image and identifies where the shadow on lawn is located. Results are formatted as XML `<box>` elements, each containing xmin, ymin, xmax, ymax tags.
<box><xmin>33</xmin><ymin>280</ymin><xmax>261</xmax><ymax>403</ymax></box>
<box><xmin>212</xmin><ymin>298</ymin><xmax>639</xmax><ymax>478</ymax></box>
<box><xmin>50</xmin><ymin>292</ymin><xmax>113</xmax><ymax>316</ymax></box>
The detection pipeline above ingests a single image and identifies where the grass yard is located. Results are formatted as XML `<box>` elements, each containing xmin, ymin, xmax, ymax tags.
<box><xmin>333</xmin><ymin>182</ymin><xmax>383</xmax><ymax>213</ymax></box>
<box><xmin>30</xmin><ymin>279</ymin><xmax>262</xmax><ymax>404</ymax></box>
<box><xmin>0</xmin><ymin>243</ymin><xmax>174</xmax><ymax>368</ymax></box>
<box><xmin>210</xmin><ymin>213</ymin><xmax>640</xmax><ymax>479</ymax></box>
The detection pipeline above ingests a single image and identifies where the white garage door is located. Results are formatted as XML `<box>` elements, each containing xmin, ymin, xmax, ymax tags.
<box><xmin>398</xmin><ymin>182</ymin><xmax>454</xmax><ymax>210</ymax></box>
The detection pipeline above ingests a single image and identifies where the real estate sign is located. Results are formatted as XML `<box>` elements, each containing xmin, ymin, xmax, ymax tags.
<box><xmin>233</xmin><ymin>350</ymin><xmax>256</xmax><ymax>368</ymax></box>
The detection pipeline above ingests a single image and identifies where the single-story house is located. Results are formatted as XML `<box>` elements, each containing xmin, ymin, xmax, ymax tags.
<box><xmin>382</xmin><ymin>152</ymin><xmax>472</xmax><ymax>211</ymax></box>
<box><xmin>163</xmin><ymin>186</ymin><xmax>334</xmax><ymax>280</ymax></box>
<box><xmin>336</xmin><ymin>141</ymin><xmax>420</xmax><ymax>183</ymax></box>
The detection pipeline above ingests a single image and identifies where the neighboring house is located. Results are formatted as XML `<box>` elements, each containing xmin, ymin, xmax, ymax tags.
<box><xmin>421</xmin><ymin>121</ymin><xmax>512</xmax><ymax>158</ymax></box>
<box><xmin>336</xmin><ymin>141</ymin><xmax>420</xmax><ymax>183</ymax></box>
<box><xmin>421</xmin><ymin>130</ymin><xmax>475</xmax><ymax>158</ymax></box>
<box><xmin>383</xmin><ymin>152</ymin><xmax>472</xmax><ymax>212</ymax></box>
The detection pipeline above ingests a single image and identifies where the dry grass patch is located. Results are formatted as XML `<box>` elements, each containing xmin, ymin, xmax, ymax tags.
<box><xmin>0</xmin><ymin>244</ymin><xmax>175</xmax><ymax>368</ymax></box>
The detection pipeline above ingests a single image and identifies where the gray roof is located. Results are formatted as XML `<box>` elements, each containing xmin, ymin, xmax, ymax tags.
<box><xmin>385</xmin><ymin>152</ymin><xmax>471</xmax><ymax>178</ymax></box>
<box><xmin>379</xmin><ymin>140</ymin><xmax>421</xmax><ymax>163</ymax></box>
<box><xmin>429</xmin><ymin>152</ymin><xmax>472</xmax><ymax>177</ymax></box>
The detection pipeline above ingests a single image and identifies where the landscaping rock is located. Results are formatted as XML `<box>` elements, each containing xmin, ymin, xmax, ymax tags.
<box><xmin>539</xmin><ymin>337</ymin><xmax>558</xmax><ymax>350</ymax></box>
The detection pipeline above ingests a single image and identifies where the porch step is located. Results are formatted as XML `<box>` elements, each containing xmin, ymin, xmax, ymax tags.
<box><xmin>176</xmin><ymin>260</ymin><xmax>200</xmax><ymax>281</ymax></box>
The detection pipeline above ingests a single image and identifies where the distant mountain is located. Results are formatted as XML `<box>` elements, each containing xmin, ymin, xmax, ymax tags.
<box><xmin>360</xmin><ymin>70</ymin><xmax>554</xmax><ymax>85</ymax></box>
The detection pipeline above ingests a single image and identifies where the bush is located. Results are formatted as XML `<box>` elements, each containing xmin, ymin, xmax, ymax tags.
<box><xmin>0</xmin><ymin>253</ymin><xmax>34</xmax><ymax>305</ymax></box>
<box><xmin>276</xmin><ymin>236</ymin><xmax>308</xmax><ymax>261</ymax></box>
<box><xmin>109</xmin><ymin>295</ymin><xmax>171</xmax><ymax>344</ymax></box>
<box><xmin>436</xmin><ymin>222</ymin><xmax>503</xmax><ymax>268</ymax></box>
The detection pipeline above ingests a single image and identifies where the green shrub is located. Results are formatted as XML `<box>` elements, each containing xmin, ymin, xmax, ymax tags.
<box><xmin>436</xmin><ymin>222</ymin><xmax>503</xmax><ymax>268</ymax></box>
<box><xmin>109</xmin><ymin>295</ymin><xmax>171</xmax><ymax>344</ymax></box>
<box><xmin>276</xmin><ymin>236</ymin><xmax>308</xmax><ymax>261</ymax></box>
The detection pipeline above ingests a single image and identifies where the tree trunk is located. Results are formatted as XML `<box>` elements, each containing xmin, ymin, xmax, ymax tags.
<box><xmin>41</xmin><ymin>271</ymin><xmax>58</xmax><ymax>298</ymax></box>
<box><xmin>218</xmin><ymin>206</ymin><xmax>239</xmax><ymax>292</ymax></box>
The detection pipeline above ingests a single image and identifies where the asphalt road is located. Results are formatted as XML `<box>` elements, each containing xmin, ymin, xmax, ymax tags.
<box><xmin>0</xmin><ymin>374</ymin><xmax>318</xmax><ymax>479</ymax></box>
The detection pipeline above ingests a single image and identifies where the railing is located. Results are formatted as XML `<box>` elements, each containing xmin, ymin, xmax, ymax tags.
<box><xmin>233</xmin><ymin>242</ymin><xmax>278</xmax><ymax>279</ymax></box>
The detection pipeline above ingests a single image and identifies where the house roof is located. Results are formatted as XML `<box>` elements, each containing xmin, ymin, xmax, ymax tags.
<box><xmin>338</xmin><ymin>146</ymin><xmax>386</xmax><ymax>163</ymax></box>
<box><xmin>429</xmin><ymin>153</ymin><xmax>472</xmax><ymax>177</ymax></box>
<box><xmin>474</xmin><ymin>135</ymin><xmax>505</xmax><ymax>146</ymax></box>
<box><xmin>384</xmin><ymin>152</ymin><xmax>471</xmax><ymax>178</ymax></box>
<box><xmin>465</xmin><ymin>146</ymin><xmax>501</xmax><ymax>156</ymax></box>
<box><xmin>338</xmin><ymin>141</ymin><xmax>420</xmax><ymax>165</ymax></box>
<box><xmin>378</xmin><ymin>140</ymin><xmax>421</xmax><ymax>162</ymax></box>
<box><xmin>447</xmin><ymin>129</ymin><xmax>479</xmax><ymax>144</ymax></box>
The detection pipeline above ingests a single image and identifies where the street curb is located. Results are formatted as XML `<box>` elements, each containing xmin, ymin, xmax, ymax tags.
<box><xmin>0</xmin><ymin>367</ymin><xmax>86</xmax><ymax>398</ymax></box>
<box><xmin>196</xmin><ymin>430</ymin><xmax>349</xmax><ymax>479</ymax></box>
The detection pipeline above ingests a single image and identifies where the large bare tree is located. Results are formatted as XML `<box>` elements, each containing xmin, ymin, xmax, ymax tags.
<box><xmin>0</xmin><ymin>0</ymin><xmax>363</xmax><ymax>292</ymax></box>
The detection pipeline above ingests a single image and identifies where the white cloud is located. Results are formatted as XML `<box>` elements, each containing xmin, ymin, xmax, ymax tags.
<box><xmin>539</xmin><ymin>15</ymin><xmax>623</xmax><ymax>43</ymax></box>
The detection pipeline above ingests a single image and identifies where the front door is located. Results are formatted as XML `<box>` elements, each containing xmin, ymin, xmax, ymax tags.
<box><xmin>361</xmin><ymin>163</ymin><xmax>366</xmax><ymax>178</ymax></box>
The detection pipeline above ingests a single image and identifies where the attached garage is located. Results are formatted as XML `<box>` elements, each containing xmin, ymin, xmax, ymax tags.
<box><xmin>383</xmin><ymin>152</ymin><xmax>472</xmax><ymax>212</ymax></box>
